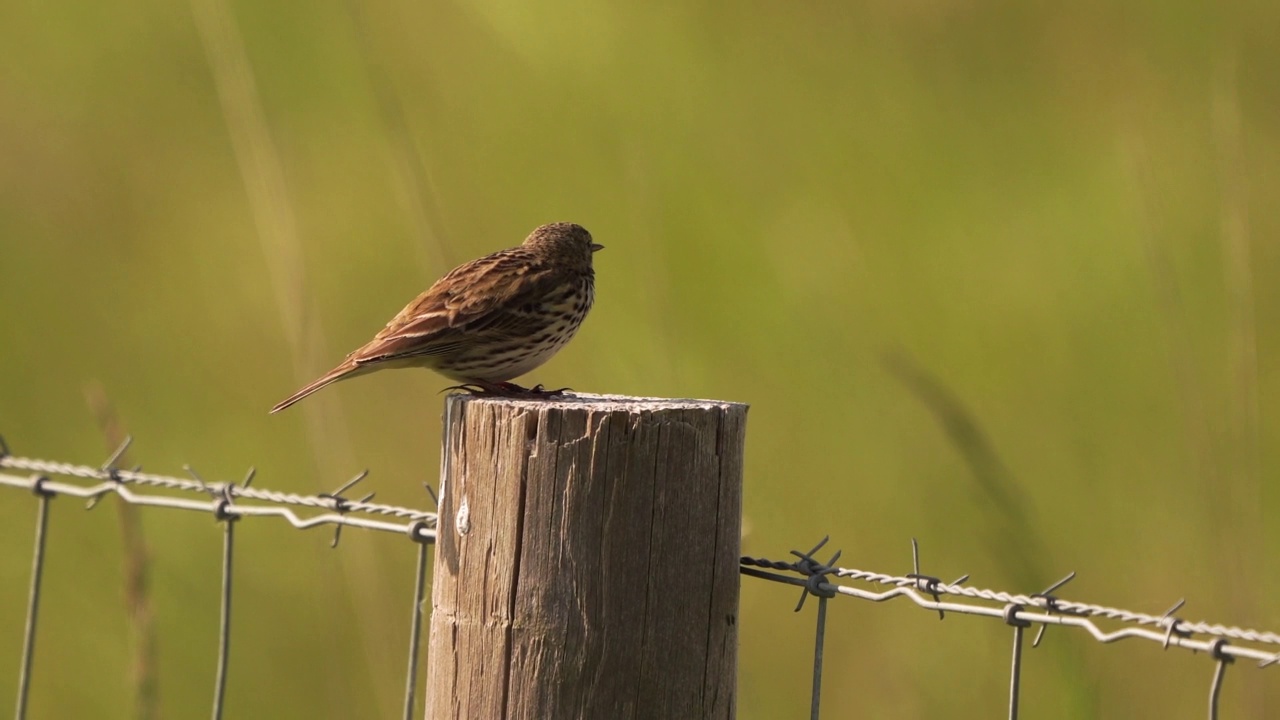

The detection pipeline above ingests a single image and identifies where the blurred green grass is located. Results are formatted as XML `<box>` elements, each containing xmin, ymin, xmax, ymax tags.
<box><xmin>2</xmin><ymin>0</ymin><xmax>1278</xmax><ymax>717</ymax></box>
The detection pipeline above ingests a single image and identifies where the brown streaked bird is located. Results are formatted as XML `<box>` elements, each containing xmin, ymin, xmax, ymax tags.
<box><xmin>270</xmin><ymin>222</ymin><xmax>602</xmax><ymax>413</ymax></box>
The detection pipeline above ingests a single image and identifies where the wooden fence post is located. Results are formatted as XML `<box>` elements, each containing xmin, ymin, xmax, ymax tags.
<box><xmin>425</xmin><ymin>393</ymin><xmax>748</xmax><ymax>720</ymax></box>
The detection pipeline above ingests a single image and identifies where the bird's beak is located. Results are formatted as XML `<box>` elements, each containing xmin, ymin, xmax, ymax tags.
<box><xmin>590</xmin><ymin>243</ymin><xmax>605</xmax><ymax>252</ymax></box>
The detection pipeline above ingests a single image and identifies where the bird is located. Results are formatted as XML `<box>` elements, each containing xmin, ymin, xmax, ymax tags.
<box><xmin>270</xmin><ymin>222</ymin><xmax>602</xmax><ymax>413</ymax></box>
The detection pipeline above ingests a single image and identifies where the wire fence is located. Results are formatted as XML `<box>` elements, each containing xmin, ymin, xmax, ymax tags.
<box><xmin>742</xmin><ymin>538</ymin><xmax>1280</xmax><ymax>720</ymax></box>
<box><xmin>0</xmin><ymin>438</ymin><xmax>437</xmax><ymax>720</ymax></box>
<box><xmin>2</xmin><ymin>441</ymin><xmax>1277</xmax><ymax>719</ymax></box>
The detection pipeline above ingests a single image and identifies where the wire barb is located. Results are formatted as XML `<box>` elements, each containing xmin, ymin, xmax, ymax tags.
<box><xmin>184</xmin><ymin>464</ymin><xmax>211</xmax><ymax>494</ymax></box>
<box><xmin>330</xmin><ymin>492</ymin><xmax>376</xmax><ymax>548</ymax></box>
<box><xmin>741</xmin><ymin>545</ymin><xmax>1280</xmax><ymax>668</ymax></box>
<box><xmin>320</xmin><ymin>470</ymin><xmax>373</xmax><ymax>548</ymax></box>
<box><xmin>0</xmin><ymin>446</ymin><xmax>439</xmax><ymax>720</ymax></box>
<box><xmin>788</xmin><ymin>537</ymin><xmax>839</xmax><ymax>613</ymax></box>
<box><xmin>1030</xmin><ymin>571</ymin><xmax>1079</xmax><ymax>647</ymax></box>
<box><xmin>905</xmin><ymin>538</ymin><xmax>948</xmax><ymax>620</ymax></box>
<box><xmin>781</xmin><ymin>538</ymin><xmax>838</xmax><ymax>720</ymax></box>
<box><xmin>1034</xmin><ymin>571</ymin><xmax>1077</xmax><ymax>601</ymax></box>
<box><xmin>87</xmin><ymin>436</ymin><xmax>134</xmax><ymax>510</ymax></box>
<box><xmin>101</xmin><ymin>436</ymin><xmax>133</xmax><ymax>477</ymax></box>
<box><xmin>322</xmin><ymin>470</ymin><xmax>370</xmax><ymax>506</ymax></box>
<box><xmin>5</xmin><ymin>444</ymin><xmax>1279</xmax><ymax>718</ymax></box>
<box><xmin>0</xmin><ymin>452</ymin><xmax>437</xmax><ymax>541</ymax></box>
<box><xmin>1161</xmin><ymin>599</ymin><xmax>1190</xmax><ymax>650</ymax></box>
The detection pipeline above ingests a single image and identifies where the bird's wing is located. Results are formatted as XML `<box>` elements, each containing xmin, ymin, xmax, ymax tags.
<box><xmin>347</xmin><ymin>249</ymin><xmax>562</xmax><ymax>365</ymax></box>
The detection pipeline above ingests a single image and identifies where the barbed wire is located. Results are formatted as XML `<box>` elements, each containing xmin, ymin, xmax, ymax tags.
<box><xmin>0</xmin><ymin>438</ymin><xmax>438</xmax><ymax>541</ymax></box>
<box><xmin>0</xmin><ymin>438</ymin><xmax>437</xmax><ymax>720</ymax></box>
<box><xmin>741</xmin><ymin>537</ymin><xmax>1280</xmax><ymax>720</ymax></box>
<box><xmin>5</xmin><ymin>440</ymin><xmax>1277</xmax><ymax>720</ymax></box>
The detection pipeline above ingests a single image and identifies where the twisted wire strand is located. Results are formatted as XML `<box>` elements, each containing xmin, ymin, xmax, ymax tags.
<box><xmin>741</xmin><ymin>555</ymin><xmax>1280</xmax><ymax>666</ymax></box>
<box><xmin>0</xmin><ymin>454</ymin><xmax>436</xmax><ymax>523</ymax></box>
<box><xmin>6</xmin><ymin>448</ymin><xmax>1277</xmax><ymax>666</ymax></box>
<box><xmin>1</xmin><ymin>447</ymin><xmax>438</xmax><ymax>720</ymax></box>
<box><xmin>0</xmin><ymin>454</ymin><xmax>436</xmax><ymax>541</ymax></box>
<box><xmin>826</xmin><ymin>565</ymin><xmax>1280</xmax><ymax>645</ymax></box>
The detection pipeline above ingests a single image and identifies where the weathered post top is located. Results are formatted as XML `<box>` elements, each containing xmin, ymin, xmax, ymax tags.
<box><xmin>426</xmin><ymin>392</ymin><xmax>747</xmax><ymax>720</ymax></box>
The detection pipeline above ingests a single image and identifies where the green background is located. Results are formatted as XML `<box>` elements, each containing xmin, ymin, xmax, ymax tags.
<box><xmin>2</xmin><ymin>0</ymin><xmax>1278</xmax><ymax>717</ymax></box>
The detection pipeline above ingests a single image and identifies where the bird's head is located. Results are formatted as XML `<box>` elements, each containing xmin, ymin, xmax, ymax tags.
<box><xmin>523</xmin><ymin>222</ymin><xmax>603</xmax><ymax>268</ymax></box>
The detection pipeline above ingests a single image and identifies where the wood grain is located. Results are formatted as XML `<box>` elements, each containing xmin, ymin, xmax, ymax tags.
<box><xmin>425</xmin><ymin>393</ymin><xmax>748</xmax><ymax>720</ymax></box>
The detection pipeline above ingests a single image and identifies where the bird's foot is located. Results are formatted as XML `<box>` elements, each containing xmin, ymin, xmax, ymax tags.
<box><xmin>440</xmin><ymin>383</ymin><xmax>497</xmax><ymax>395</ymax></box>
<box><xmin>442</xmin><ymin>381</ymin><xmax>571</xmax><ymax>398</ymax></box>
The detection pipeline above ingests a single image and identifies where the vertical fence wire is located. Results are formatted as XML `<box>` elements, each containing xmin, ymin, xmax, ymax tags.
<box><xmin>809</xmin><ymin>595</ymin><xmax>828</xmax><ymax>720</ymax></box>
<box><xmin>15</xmin><ymin>483</ymin><xmax>52</xmax><ymax>720</ymax></box>
<box><xmin>2</xmin><ymin>452</ymin><xmax>440</xmax><ymax>720</ymax></box>
<box><xmin>8</xmin><ymin>451</ymin><xmax>1280</xmax><ymax>718</ymax></box>
<box><xmin>742</xmin><ymin>542</ymin><xmax>1280</xmax><ymax>720</ymax></box>
<box><xmin>1208</xmin><ymin>659</ymin><xmax>1224</xmax><ymax>720</ymax></box>
<box><xmin>402</xmin><ymin>530</ymin><xmax>430</xmax><ymax>720</ymax></box>
<box><xmin>1208</xmin><ymin>641</ymin><xmax>1231</xmax><ymax>720</ymax></box>
<box><xmin>1008</xmin><ymin>622</ymin><xmax>1025</xmax><ymax>720</ymax></box>
<box><xmin>211</xmin><ymin>510</ymin><xmax>236</xmax><ymax>720</ymax></box>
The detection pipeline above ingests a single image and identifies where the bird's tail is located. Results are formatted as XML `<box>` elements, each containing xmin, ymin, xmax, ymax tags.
<box><xmin>270</xmin><ymin>361</ymin><xmax>362</xmax><ymax>414</ymax></box>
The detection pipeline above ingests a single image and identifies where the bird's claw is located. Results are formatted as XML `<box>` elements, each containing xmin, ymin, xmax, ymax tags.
<box><xmin>441</xmin><ymin>383</ymin><xmax>493</xmax><ymax>395</ymax></box>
